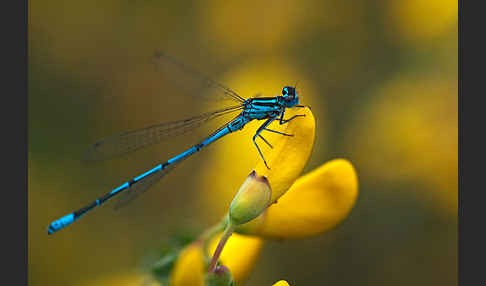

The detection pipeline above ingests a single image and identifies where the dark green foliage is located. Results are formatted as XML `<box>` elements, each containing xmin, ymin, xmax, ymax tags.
<box><xmin>151</xmin><ymin>230</ymin><xmax>198</xmax><ymax>285</ymax></box>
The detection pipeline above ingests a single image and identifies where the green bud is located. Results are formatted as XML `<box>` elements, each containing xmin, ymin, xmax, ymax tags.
<box><xmin>205</xmin><ymin>265</ymin><xmax>235</xmax><ymax>286</ymax></box>
<box><xmin>229</xmin><ymin>170</ymin><xmax>272</xmax><ymax>225</ymax></box>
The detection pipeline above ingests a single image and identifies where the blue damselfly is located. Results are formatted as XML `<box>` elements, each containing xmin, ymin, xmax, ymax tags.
<box><xmin>47</xmin><ymin>52</ymin><xmax>307</xmax><ymax>235</ymax></box>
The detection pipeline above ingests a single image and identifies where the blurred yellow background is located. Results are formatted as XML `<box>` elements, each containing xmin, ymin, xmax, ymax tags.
<box><xmin>29</xmin><ymin>0</ymin><xmax>457</xmax><ymax>285</ymax></box>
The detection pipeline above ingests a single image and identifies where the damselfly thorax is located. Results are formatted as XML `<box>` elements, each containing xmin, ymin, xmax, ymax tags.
<box><xmin>242</xmin><ymin>97</ymin><xmax>283</xmax><ymax>120</ymax></box>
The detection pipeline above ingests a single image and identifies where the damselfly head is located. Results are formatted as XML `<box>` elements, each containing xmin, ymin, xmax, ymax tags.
<box><xmin>281</xmin><ymin>86</ymin><xmax>299</xmax><ymax>107</ymax></box>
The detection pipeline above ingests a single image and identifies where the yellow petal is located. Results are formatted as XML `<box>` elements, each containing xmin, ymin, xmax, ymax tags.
<box><xmin>254</xmin><ymin>107</ymin><xmax>316</xmax><ymax>203</ymax></box>
<box><xmin>238</xmin><ymin>159</ymin><xmax>358</xmax><ymax>239</ymax></box>
<box><xmin>170</xmin><ymin>243</ymin><xmax>205</xmax><ymax>286</ymax></box>
<box><xmin>208</xmin><ymin>233</ymin><xmax>264</xmax><ymax>283</ymax></box>
<box><xmin>272</xmin><ymin>280</ymin><xmax>290</xmax><ymax>286</ymax></box>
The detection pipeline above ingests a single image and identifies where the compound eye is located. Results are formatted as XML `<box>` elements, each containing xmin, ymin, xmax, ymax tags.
<box><xmin>282</xmin><ymin>87</ymin><xmax>288</xmax><ymax>95</ymax></box>
<box><xmin>284</xmin><ymin>94</ymin><xmax>294</xmax><ymax>102</ymax></box>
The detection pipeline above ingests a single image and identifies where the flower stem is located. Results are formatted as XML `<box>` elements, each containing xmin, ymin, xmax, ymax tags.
<box><xmin>198</xmin><ymin>216</ymin><xmax>228</xmax><ymax>259</ymax></box>
<box><xmin>207</xmin><ymin>222</ymin><xmax>234</xmax><ymax>273</ymax></box>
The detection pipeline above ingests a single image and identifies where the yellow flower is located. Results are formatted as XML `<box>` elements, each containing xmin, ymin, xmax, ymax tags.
<box><xmin>272</xmin><ymin>281</ymin><xmax>290</xmax><ymax>286</ymax></box>
<box><xmin>237</xmin><ymin>159</ymin><xmax>358</xmax><ymax>239</ymax></box>
<box><xmin>168</xmin><ymin>107</ymin><xmax>358</xmax><ymax>284</ymax></box>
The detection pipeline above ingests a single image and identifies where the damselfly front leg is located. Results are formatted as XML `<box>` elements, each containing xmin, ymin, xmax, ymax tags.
<box><xmin>278</xmin><ymin>106</ymin><xmax>307</xmax><ymax>125</ymax></box>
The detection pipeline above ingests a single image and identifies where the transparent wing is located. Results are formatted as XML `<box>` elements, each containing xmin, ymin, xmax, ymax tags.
<box><xmin>152</xmin><ymin>51</ymin><xmax>246</xmax><ymax>103</ymax></box>
<box><xmin>113</xmin><ymin>120</ymin><xmax>233</xmax><ymax>210</ymax></box>
<box><xmin>83</xmin><ymin>105</ymin><xmax>243</xmax><ymax>162</ymax></box>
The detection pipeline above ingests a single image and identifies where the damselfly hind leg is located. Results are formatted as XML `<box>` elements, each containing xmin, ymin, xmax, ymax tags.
<box><xmin>258</xmin><ymin>134</ymin><xmax>273</xmax><ymax>149</ymax></box>
<box><xmin>253</xmin><ymin>136</ymin><xmax>270</xmax><ymax>169</ymax></box>
<box><xmin>253</xmin><ymin>117</ymin><xmax>277</xmax><ymax>169</ymax></box>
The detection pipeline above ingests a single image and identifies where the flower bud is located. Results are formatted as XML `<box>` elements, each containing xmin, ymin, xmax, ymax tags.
<box><xmin>205</xmin><ymin>265</ymin><xmax>235</xmax><ymax>286</ymax></box>
<box><xmin>229</xmin><ymin>170</ymin><xmax>272</xmax><ymax>225</ymax></box>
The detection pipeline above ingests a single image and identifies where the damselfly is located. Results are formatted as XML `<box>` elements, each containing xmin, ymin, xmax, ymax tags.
<box><xmin>47</xmin><ymin>52</ymin><xmax>307</xmax><ymax>235</ymax></box>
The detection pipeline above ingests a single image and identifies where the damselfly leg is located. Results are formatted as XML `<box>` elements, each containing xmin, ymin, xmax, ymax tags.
<box><xmin>253</xmin><ymin>117</ymin><xmax>277</xmax><ymax>169</ymax></box>
<box><xmin>258</xmin><ymin>134</ymin><xmax>273</xmax><ymax>149</ymax></box>
<box><xmin>279</xmin><ymin>114</ymin><xmax>306</xmax><ymax>125</ymax></box>
<box><xmin>278</xmin><ymin>105</ymin><xmax>307</xmax><ymax>125</ymax></box>
<box><xmin>261</xmin><ymin>128</ymin><xmax>294</xmax><ymax>137</ymax></box>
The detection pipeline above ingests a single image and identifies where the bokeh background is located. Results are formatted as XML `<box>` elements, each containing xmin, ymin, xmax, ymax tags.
<box><xmin>29</xmin><ymin>0</ymin><xmax>458</xmax><ymax>285</ymax></box>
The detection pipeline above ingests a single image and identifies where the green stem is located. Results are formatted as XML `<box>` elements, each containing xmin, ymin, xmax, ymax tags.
<box><xmin>207</xmin><ymin>222</ymin><xmax>234</xmax><ymax>273</ymax></box>
<box><xmin>198</xmin><ymin>216</ymin><xmax>228</xmax><ymax>258</ymax></box>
